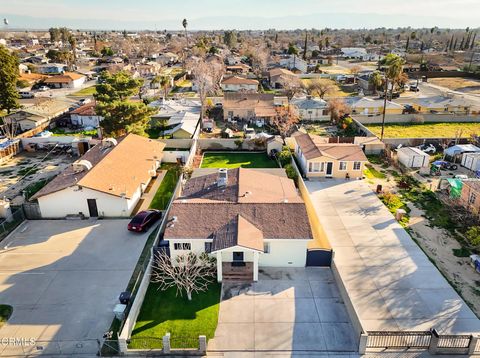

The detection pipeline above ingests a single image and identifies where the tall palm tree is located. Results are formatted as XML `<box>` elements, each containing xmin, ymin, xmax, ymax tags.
<box><xmin>160</xmin><ymin>76</ymin><xmax>170</xmax><ymax>101</ymax></box>
<box><xmin>182</xmin><ymin>18</ymin><xmax>188</xmax><ymax>47</ymax></box>
<box><xmin>380</xmin><ymin>55</ymin><xmax>405</xmax><ymax>139</ymax></box>
<box><xmin>369</xmin><ymin>71</ymin><xmax>383</xmax><ymax>96</ymax></box>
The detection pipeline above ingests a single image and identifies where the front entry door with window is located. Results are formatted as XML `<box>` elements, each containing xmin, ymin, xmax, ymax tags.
<box><xmin>326</xmin><ymin>162</ymin><xmax>333</xmax><ymax>177</ymax></box>
<box><xmin>232</xmin><ymin>251</ymin><xmax>245</xmax><ymax>266</ymax></box>
<box><xmin>87</xmin><ymin>199</ymin><xmax>98</xmax><ymax>217</ymax></box>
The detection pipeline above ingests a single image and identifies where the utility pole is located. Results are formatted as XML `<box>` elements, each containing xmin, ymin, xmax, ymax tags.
<box><xmin>380</xmin><ymin>78</ymin><xmax>388</xmax><ymax>141</ymax></box>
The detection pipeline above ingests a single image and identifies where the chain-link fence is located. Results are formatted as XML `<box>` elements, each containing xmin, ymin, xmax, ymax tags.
<box><xmin>0</xmin><ymin>208</ymin><xmax>25</xmax><ymax>242</ymax></box>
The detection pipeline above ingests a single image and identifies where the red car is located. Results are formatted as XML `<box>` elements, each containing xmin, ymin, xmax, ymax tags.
<box><xmin>128</xmin><ymin>210</ymin><xmax>162</xmax><ymax>232</ymax></box>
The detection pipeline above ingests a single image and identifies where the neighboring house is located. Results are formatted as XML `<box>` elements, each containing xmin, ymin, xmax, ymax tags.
<box><xmin>291</xmin><ymin>96</ymin><xmax>329</xmax><ymax>121</ymax></box>
<box><xmin>44</xmin><ymin>72</ymin><xmax>86</xmax><ymax>89</ymax></box>
<box><xmin>163</xmin><ymin>167</ymin><xmax>313</xmax><ymax>281</ymax></box>
<box><xmin>292</xmin><ymin>131</ymin><xmax>368</xmax><ymax>179</ymax></box>
<box><xmin>163</xmin><ymin>112</ymin><xmax>199</xmax><ymax>139</ymax></box>
<box><xmin>397</xmin><ymin>147</ymin><xmax>430</xmax><ymax>168</ymax></box>
<box><xmin>268</xmin><ymin>68</ymin><xmax>296</xmax><ymax>88</ymax></box>
<box><xmin>226</xmin><ymin>63</ymin><xmax>251</xmax><ymax>75</ymax></box>
<box><xmin>36</xmin><ymin>63</ymin><xmax>66</xmax><ymax>74</ymax></box>
<box><xmin>70</xmin><ymin>102</ymin><xmax>103</xmax><ymax>128</ymax></box>
<box><xmin>4</xmin><ymin>99</ymin><xmax>71</xmax><ymax>132</ymax></box>
<box><xmin>223</xmin><ymin>93</ymin><xmax>276</xmax><ymax>123</ymax></box>
<box><xmin>412</xmin><ymin>96</ymin><xmax>472</xmax><ymax>114</ymax></box>
<box><xmin>346</xmin><ymin>97</ymin><xmax>404</xmax><ymax>115</ymax></box>
<box><xmin>460</xmin><ymin>180</ymin><xmax>480</xmax><ymax>215</ymax></box>
<box><xmin>31</xmin><ymin>134</ymin><xmax>165</xmax><ymax>218</ymax></box>
<box><xmin>18</xmin><ymin>72</ymin><xmax>48</xmax><ymax>85</ymax></box>
<box><xmin>221</xmin><ymin>76</ymin><xmax>259</xmax><ymax>92</ymax></box>
<box><xmin>341</xmin><ymin>48</ymin><xmax>382</xmax><ymax>61</ymax></box>
<box><xmin>357</xmin><ymin>72</ymin><xmax>377</xmax><ymax>94</ymax></box>
<box><xmin>156</xmin><ymin>52</ymin><xmax>179</xmax><ymax>65</ymax></box>
<box><xmin>150</xmin><ymin>99</ymin><xmax>201</xmax><ymax>139</ymax></box>
<box><xmin>135</xmin><ymin>62</ymin><xmax>161</xmax><ymax>77</ymax></box>
<box><xmin>279</xmin><ymin>55</ymin><xmax>308</xmax><ymax>73</ymax></box>
<box><xmin>461</xmin><ymin>152</ymin><xmax>480</xmax><ymax>173</ymax></box>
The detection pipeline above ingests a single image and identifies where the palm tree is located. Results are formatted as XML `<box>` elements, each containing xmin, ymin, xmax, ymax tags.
<box><xmin>182</xmin><ymin>18</ymin><xmax>188</xmax><ymax>47</ymax></box>
<box><xmin>160</xmin><ymin>76</ymin><xmax>170</xmax><ymax>101</ymax></box>
<box><xmin>380</xmin><ymin>55</ymin><xmax>405</xmax><ymax>139</ymax></box>
<box><xmin>369</xmin><ymin>71</ymin><xmax>383</xmax><ymax>96</ymax></box>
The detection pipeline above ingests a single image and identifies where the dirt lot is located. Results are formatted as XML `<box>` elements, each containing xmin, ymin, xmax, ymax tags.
<box><xmin>430</xmin><ymin>77</ymin><xmax>480</xmax><ymax>94</ymax></box>
<box><xmin>0</xmin><ymin>152</ymin><xmax>74</xmax><ymax>204</ymax></box>
<box><xmin>363</xmin><ymin>161</ymin><xmax>480</xmax><ymax>318</ymax></box>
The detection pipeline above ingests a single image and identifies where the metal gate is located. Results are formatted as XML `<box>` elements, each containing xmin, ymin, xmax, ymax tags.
<box><xmin>306</xmin><ymin>248</ymin><xmax>332</xmax><ymax>266</ymax></box>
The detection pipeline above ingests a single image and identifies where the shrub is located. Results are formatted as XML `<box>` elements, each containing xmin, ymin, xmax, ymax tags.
<box><xmin>278</xmin><ymin>149</ymin><xmax>292</xmax><ymax>166</ymax></box>
<box><xmin>16</xmin><ymin>79</ymin><xmax>30</xmax><ymax>89</ymax></box>
<box><xmin>465</xmin><ymin>226</ymin><xmax>480</xmax><ymax>247</ymax></box>
<box><xmin>380</xmin><ymin>191</ymin><xmax>404</xmax><ymax>212</ymax></box>
<box><xmin>411</xmin><ymin>114</ymin><xmax>425</xmax><ymax>124</ymax></box>
<box><xmin>284</xmin><ymin>164</ymin><xmax>298</xmax><ymax>181</ymax></box>
<box><xmin>234</xmin><ymin>139</ymin><xmax>243</xmax><ymax>149</ymax></box>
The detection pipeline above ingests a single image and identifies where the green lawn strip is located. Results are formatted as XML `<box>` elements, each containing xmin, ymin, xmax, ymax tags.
<box><xmin>365</xmin><ymin>122</ymin><xmax>480</xmax><ymax>138</ymax></box>
<box><xmin>200</xmin><ymin>152</ymin><xmax>278</xmax><ymax>169</ymax></box>
<box><xmin>129</xmin><ymin>283</ymin><xmax>221</xmax><ymax>349</ymax></box>
<box><xmin>363</xmin><ymin>164</ymin><xmax>386</xmax><ymax>179</ymax></box>
<box><xmin>51</xmin><ymin>128</ymin><xmax>97</xmax><ymax>137</ymax></box>
<box><xmin>149</xmin><ymin>164</ymin><xmax>180</xmax><ymax>210</ymax></box>
<box><xmin>69</xmin><ymin>86</ymin><xmax>97</xmax><ymax>97</ymax></box>
<box><xmin>0</xmin><ymin>305</ymin><xmax>13</xmax><ymax>328</ymax></box>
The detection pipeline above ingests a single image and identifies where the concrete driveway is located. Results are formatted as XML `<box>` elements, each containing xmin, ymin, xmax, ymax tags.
<box><xmin>208</xmin><ymin>267</ymin><xmax>358</xmax><ymax>355</ymax></box>
<box><xmin>0</xmin><ymin>219</ymin><xmax>149</xmax><ymax>356</ymax></box>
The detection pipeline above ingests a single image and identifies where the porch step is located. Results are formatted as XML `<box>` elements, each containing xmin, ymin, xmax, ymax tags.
<box><xmin>222</xmin><ymin>272</ymin><xmax>253</xmax><ymax>281</ymax></box>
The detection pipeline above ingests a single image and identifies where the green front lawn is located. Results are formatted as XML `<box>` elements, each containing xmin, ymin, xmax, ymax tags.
<box><xmin>129</xmin><ymin>283</ymin><xmax>221</xmax><ymax>349</ymax></box>
<box><xmin>149</xmin><ymin>164</ymin><xmax>179</xmax><ymax>210</ymax></box>
<box><xmin>363</xmin><ymin>163</ymin><xmax>386</xmax><ymax>179</ymax></box>
<box><xmin>70</xmin><ymin>86</ymin><xmax>97</xmax><ymax>97</ymax></box>
<box><xmin>365</xmin><ymin>122</ymin><xmax>480</xmax><ymax>138</ymax></box>
<box><xmin>201</xmin><ymin>152</ymin><xmax>278</xmax><ymax>169</ymax></box>
<box><xmin>0</xmin><ymin>305</ymin><xmax>13</xmax><ymax>329</ymax></box>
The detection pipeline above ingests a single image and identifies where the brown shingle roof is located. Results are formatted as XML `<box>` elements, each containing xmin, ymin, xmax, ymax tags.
<box><xmin>221</xmin><ymin>76</ymin><xmax>259</xmax><ymax>85</ymax></box>
<box><xmin>32</xmin><ymin>134</ymin><xmax>165</xmax><ymax>200</ymax></box>
<box><xmin>211</xmin><ymin>214</ymin><xmax>264</xmax><ymax>252</ymax></box>
<box><xmin>70</xmin><ymin>102</ymin><xmax>96</xmax><ymax>116</ymax></box>
<box><xmin>44</xmin><ymin>72</ymin><xmax>84</xmax><ymax>83</ymax></box>
<box><xmin>223</xmin><ymin>93</ymin><xmax>275</xmax><ymax>114</ymax></box>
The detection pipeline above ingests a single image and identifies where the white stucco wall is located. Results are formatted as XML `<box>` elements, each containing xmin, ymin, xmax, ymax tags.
<box><xmin>37</xmin><ymin>185</ymin><xmax>139</xmax><ymax>218</ymax></box>
<box><xmin>71</xmin><ymin>114</ymin><xmax>102</xmax><ymax>128</ymax></box>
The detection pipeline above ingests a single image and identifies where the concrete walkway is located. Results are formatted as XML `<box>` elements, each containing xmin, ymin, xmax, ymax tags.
<box><xmin>208</xmin><ymin>267</ymin><xmax>357</xmax><ymax>354</ymax></box>
<box><xmin>306</xmin><ymin>179</ymin><xmax>480</xmax><ymax>335</ymax></box>
<box><xmin>132</xmin><ymin>170</ymin><xmax>166</xmax><ymax>214</ymax></box>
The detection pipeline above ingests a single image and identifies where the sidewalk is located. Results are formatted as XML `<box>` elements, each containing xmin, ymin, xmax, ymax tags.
<box><xmin>131</xmin><ymin>170</ymin><xmax>166</xmax><ymax>214</ymax></box>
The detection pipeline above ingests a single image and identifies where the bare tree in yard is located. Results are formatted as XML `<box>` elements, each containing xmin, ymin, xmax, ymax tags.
<box><xmin>151</xmin><ymin>251</ymin><xmax>217</xmax><ymax>301</ymax></box>
<box><xmin>188</xmin><ymin>57</ymin><xmax>224</xmax><ymax>118</ymax></box>
<box><xmin>282</xmin><ymin>76</ymin><xmax>302</xmax><ymax>100</ymax></box>
<box><xmin>250</xmin><ymin>45</ymin><xmax>269</xmax><ymax>79</ymax></box>
<box><xmin>305</xmin><ymin>79</ymin><xmax>335</xmax><ymax>99</ymax></box>
<box><xmin>349</xmin><ymin>65</ymin><xmax>361</xmax><ymax>84</ymax></box>
<box><xmin>271</xmin><ymin>106</ymin><xmax>299</xmax><ymax>139</ymax></box>
<box><xmin>328</xmin><ymin>98</ymin><xmax>350</xmax><ymax>125</ymax></box>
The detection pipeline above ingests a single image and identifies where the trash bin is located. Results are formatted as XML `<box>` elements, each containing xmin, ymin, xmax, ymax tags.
<box><xmin>119</xmin><ymin>291</ymin><xmax>131</xmax><ymax>305</ymax></box>
<box><xmin>376</xmin><ymin>184</ymin><xmax>382</xmax><ymax>193</ymax></box>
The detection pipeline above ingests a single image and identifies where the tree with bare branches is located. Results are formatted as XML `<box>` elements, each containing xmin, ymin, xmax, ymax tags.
<box><xmin>151</xmin><ymin>251</ymin><xmax>217</xmax><ymax>301</ymax></box>
<box><xmin>349</xmin><ymin>65</ymin><xmax>361</xmax><ymax>84</ymax></box>
<box><xmin>328</xmin><ymin>98</ymin><xmax>350</xmax><ymax>124</ymax></box>
<box><xmin>271</xmin><ymin>106</ymin><xmax>300</xmax><ymax>139</ymax></box>
<box><xmin>304</xmin><ymin>78</ymin><xmax>335</xmax><ymax>99</ymax></box>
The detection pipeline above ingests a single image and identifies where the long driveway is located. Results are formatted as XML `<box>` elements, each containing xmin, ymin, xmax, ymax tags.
<box><xmin>208</xmin><ymin>267</ymin><xmax>358</xmax><ymax>355</ymax></box>
<box><xmin>0</xmin><ymin>219</ymin><xmax>148</xmax><ymax>356</ymax></box>
<box><xmin>306</xmin><ymin>179</ymin><xmax>480</xmax><ymax>335</ymax></box>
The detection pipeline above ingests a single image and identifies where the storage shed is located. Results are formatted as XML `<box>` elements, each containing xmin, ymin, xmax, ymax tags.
<box><xmin>397</xmin><ymin>147</ymin><xmax>430</xmax><ymax>168</ymax></box>
<box><xmin>462</xmin><ymin>152</ymin><xmax>480</xmax><ymax>172</ymax></box>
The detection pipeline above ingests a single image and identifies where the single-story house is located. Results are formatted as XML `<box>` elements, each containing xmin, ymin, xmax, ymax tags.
<box><xmin>459</xmin><ymin>180</ymin><xmax>480</xmax><ymax>215</ymax></box>
<box><xmin>346</xmin><ymin>97</ymin><xmax>404</xmax><ymax>116</ymax></box>
<box><xmin>163</xmin><ymin>112</ymin><xmax>199</xmax><ymax>139</ymax></box>
<box><xmin>221</xmin><ymin>76</ymin><xmax>259</xmax><ymax>92</ymax></box>
<box><xmin>31</xmin><ymin>134</ymin><xmax>165</xmax><ymax>218</ymax></box>
<box><xmin>44</xmin><ymin>72</ymin><xmax>86</xmax><ymax>89</ymax></box>
<box><xmin>279</xmin><ymin>55</ymin><xmax>308</xmax><ymax>73</ymax></box>
<box><xmin>163</xmin><ymin>167</ymin><xmax>313</xmax><ymax>281</ymax></box>
<box><xmin>353</xmin><ymin>136</ymin><xmax>385</xmax><ymax>155</ymax></box>
<box><xmin>397</xmin><ymin>147</ymin><xmax>430</xmax><ymax>168</ymax></box>
<box><xmin>268</xmin><ymin>68</ymin><xmax>296</xmax><ymax>89</ymax></box>
<box><xmin>70</xmin><ymin>102</ymin><xmax>103</xmax><ymax>128</ymax></box>
<box><xmin>36</xmin><ymin>63</ymin><xmax>66</xmax><ymax>75</ymax></box>
<box><xmin>223</xmin><ymin>93</ymin><xmax>276</xmax><ymax>122</ymax></box>
<box><xmin>292</xmin><ymin>131</ymin><xmax>368</xmax><ymax>179</ymax></box>
<box><xmin>291</xmin><ymin>96</ymin><xmax>329</xmax><ymax>121</ymax></box>
<box><xmin>462</xmin><ymin>152</ymin><xmax>480</xmax><ymax>173</ymax></box>
<box><xmin>150</xmin><ymin>99</ymin><xmax>201</xmax><ymax>139</ymax></box>
<box><xmin>412</xmin><ymin>96</ymin><xmax>472</xmax><ymax>114</ymax></box>
<box><xmin>226</xmin><ymin>63</ymin><xmax>251</xmax><ymax>75</ymax></box>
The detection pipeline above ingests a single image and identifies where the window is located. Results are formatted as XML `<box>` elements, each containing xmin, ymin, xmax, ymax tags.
<box><xmin>469</xmin><ymin>192</ymin><xmax>477</xmax><ymax>204</ymax></box>
<box><xmin>264</xmin><ymin>243</ymin><xmax>270</xmax><ymax>253</ymax></box>
<box><xmin>309</xmin><ymin>162</ymin><xmax>324</xmax><ymax>173</ymax></box>
<box><xmin>204</xmin><ymin>242</ymin><xmax>212</xmax><ymax>253</ymax></box>
<box><xmin>339</xmin><ymin>161</ymin><xmax>347</xmax><ymax>171</ymax></box>
<box><xmin>353</xmin><ymin>161</ymin><xmax>361</xmax><ymax>170</ymax></box>
<box><xmin>174</xmin><ymin>243</ymin><xmax>191</xmax><ymax>250</ymax></box>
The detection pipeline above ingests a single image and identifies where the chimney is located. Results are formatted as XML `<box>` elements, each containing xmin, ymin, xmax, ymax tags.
<box><xmin>217</xmin><ymin>168</ymin><xmax>228</xmax><ymax>187</ymax></box>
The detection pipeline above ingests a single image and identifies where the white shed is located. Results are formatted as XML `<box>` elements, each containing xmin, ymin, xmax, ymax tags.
<box><xmin>397</xmin><ymin>147</ymin><xmax>430</xmax><ymax>168</ymax></box>
<box><xmin>462</xmin><ymin>152</ymin><xmax>480</xmax><ymax>172</ymax></box>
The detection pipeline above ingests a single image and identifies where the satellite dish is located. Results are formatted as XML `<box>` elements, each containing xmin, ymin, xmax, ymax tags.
<box><xmin>3</xmin><ymin>18</ymin><xmax>8</xmax><ymax>25</ymax></box>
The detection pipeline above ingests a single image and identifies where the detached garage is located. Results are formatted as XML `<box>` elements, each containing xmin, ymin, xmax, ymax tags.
<box><xmin>397</xmin><ymin>147</ymin><xmax>430</xmax><ymax>168</ymax></box>
<box><xmin>462</xmin><ymin>152</ymin><xmax>480</xmax><ymax>172</ymax></box>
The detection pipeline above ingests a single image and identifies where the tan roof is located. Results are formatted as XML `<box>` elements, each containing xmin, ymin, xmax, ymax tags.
<box><xmin>221</xmin><ymin>76</ymin><xmax>259</xmax><ymax>85</ymax></box>
<box><xmin>33</xmin><ymin>134</ymin><xmax>165</xmax><ymax>200</ymax></box>
<box><xmin>293</xmin><ymin>131</ymin><xmax>368</xmax><ymax>161</ymax></box>
<box><xmin>44</xmin><ymin>72</ymin><xmax>84</xmax><ymax>83</ymax></box>
<box><xmin>19</xmin><ymin>73</ymin><xmax>48</xmax><ymax>83</ymax></box>
<box><xmin>269</xmin><ymin>68</ymin><xmax>295</xmax><ymax>77</ymax></box>
<box><xmin>223</xmin><ymin>93</ymin><xmax>275</xmax><ymax>115</ymax></box>
<box><xmin>70</xmin><ymin>102</ymin><xmax>96</xmax><ymax>116</ymax></box>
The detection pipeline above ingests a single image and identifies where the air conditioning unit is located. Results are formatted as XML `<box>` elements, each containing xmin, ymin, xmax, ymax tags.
<box><xmin>72</xmin><ymin>159</ymin><xmax>93</xmax><ymax>172</ymax></box>
<box><xmin>102</xmin><ymin>138</ymin><xmax>118</xmax><ymax>148</ymax></box>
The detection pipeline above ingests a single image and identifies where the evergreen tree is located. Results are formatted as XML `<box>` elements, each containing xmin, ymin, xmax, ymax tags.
<box><xmin>0</xmin><ymin>45</ymin><xmax>20</xmax><ymax>115</ymax></box>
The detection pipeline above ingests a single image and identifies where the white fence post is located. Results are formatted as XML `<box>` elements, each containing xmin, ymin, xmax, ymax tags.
<box><xmin>199</xmin><ymin>335</ymin><xmax>207</xmax><ymax>353</ymax></box>
<box><xmin>163</xmin><ymin>332</ymin><xmax>171</xmax><ymax>354</ymax></box>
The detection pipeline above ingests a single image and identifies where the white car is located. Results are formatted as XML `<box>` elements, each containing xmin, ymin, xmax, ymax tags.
<box><xmin>454</xmin><ymin>174</ymin><xmax>468</xmax><ymax>180</ymax></box>
<box><xmin>38</xmin><ymin>86</ymin><xmax>50</xmax><ymax>92</ymax></box>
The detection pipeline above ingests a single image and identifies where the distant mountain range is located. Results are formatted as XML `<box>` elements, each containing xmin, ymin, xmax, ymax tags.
<box><xmin>2</xmin><ymin>12</ymin><xmax>477</xmax><ymax>31</ymax></box>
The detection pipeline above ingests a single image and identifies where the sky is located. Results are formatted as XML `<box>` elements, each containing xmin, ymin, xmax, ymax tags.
<box><xmin>1</xmin><ymin>0</ymin><xmax>479</xmax><ymax>30</ymax></box>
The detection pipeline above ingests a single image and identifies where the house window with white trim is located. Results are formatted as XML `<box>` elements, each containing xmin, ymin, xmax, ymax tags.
<box><xmin>309</xmin><ymin>162</ymin><xmax>323</xmax><ymax>172</ymax></box>
<box><xmin>339</xmin><ymin>161</ymin><xmax>347</xmax><ymax>171</ymax></box>
<box><xmin>353</xmin><ymin>161</ymin><xmax>361</xmax><ymax>170</ymax></box>
<box><xmin>174</xmin><ymin>243</ymin><xmax>191</xmax><ymax>250</ymax></box>
<box><xmin>264</xmin><ymin>243</ymin><xmax>270</xmax><ymax>253</ymax></box>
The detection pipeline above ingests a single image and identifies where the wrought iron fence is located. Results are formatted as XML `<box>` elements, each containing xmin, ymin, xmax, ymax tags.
<box><xmin>366</xmin><ymin>331</ymin><xmax>432</xmax><ymax>349</ymax></box>
<box><xmin>0</xmin><ymin>208</ymin><xmax>25</xmax><ymax>242</ymax></box>
<box><xmin>437</xmin><ymin>334</ymin><xmax>471</xmax><ymax>349</ymax></box>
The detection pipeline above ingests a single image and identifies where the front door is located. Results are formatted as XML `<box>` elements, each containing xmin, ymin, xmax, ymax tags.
<box><xmin>326</xmin><ymin>162</ymin><xmax>333</xmax><ymax>177</ymax></box>
<box><xmin>232</xmin><ymin>252</ymin><xmax>245</xmax><ymax>267</ymax></box>
<box><xmin>87</xmin><ymin>199</ymin><xmax>98</xmax><ymax>217</ymax></box>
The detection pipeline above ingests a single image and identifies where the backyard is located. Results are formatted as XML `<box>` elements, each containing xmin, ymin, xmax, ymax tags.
<box><xmin>149</xmin><ymin>164</ymin><xmax>180</xmax><ymax>210</ymax></box>
<box><xmin>365</xmin><ymin>122</ymin><xmax>480</xmax><ymax>138</ymax></box>
<box><xmin>430</xmin><ymin>77</ymin><xmax>480</xmax><ymax>94</ymax></box>
<box><xmin>129</xmin><ymin>283</ymin><xmax>221</xmax><ymax>349</ymax></box>
<box><xmin>69</xmin><ymin>86</ymin><xmax>97</xmax><ymax>97</ymax></box>
<box><xmin>200</xmin><ymin>152</ymin><xmax>278</xmax><ymax>168</ymax></box>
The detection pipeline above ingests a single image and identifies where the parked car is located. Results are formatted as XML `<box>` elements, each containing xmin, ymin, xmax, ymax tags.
<box><xmin>78</xmin><ymin>98</ymin><xmax>92</xmax><ymax>105</ymax></box>
<box><xmin>128</xmin><ymin>209</ymin><xmax>162</xmax><ymax>232</ymax></box>
<box><xmin>403</xmin><ymin>105</ymin><xmax>418</xmax><ymax>114</ymax></box>
<box><xmin>453</xmin><ymin>174</ymin><xmax>468</xmax><ymax>180</ymax></box>
<box><xmin>19</xmin><ymin>91</ymin><xmax>35</xmax><ymax>99</ymax></box>
<box><xmin>38</xmin><ymin>85</ymin><xmax>50</xmax><ymax>92</ymax></box>
<box><xmin>410</xmin><ymin>85</ymin><xmax>420</xmax><ymax>92</ymax></box>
